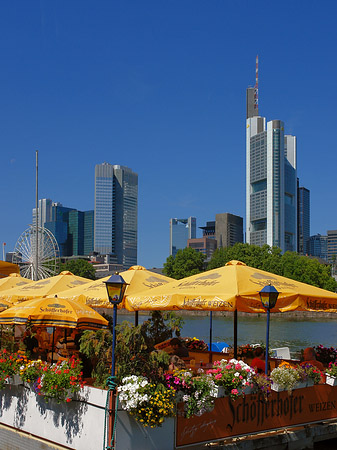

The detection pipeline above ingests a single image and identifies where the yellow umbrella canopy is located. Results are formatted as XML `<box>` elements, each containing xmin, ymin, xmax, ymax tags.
<box><xmin>0</xmin><ymin>261</ymin><xmax>20</xmax><ymax>278</ymax></box>
<box><xmin>0</xmin><ymin>273</ymin><xmax>33</xmax><ymax>292</ymax></box>
<box><xmin>0</xmin><ymin>298</ymin><xmax>13</xmax><ymax>312</ymax></box>
<box><xmin>124</xmin><ymin>260</ymin><xmax>337</xmax><ymax>313</ymax></box>
<box><xmin>0</xmin><ymin>295</ymin><xmax>108</xmax><ymax>329</ymax></box>
<box><xmin>0</xmin><ymin>271</ymin><xmax>92</xmax><ymax>303</ymax></box>
<box><xmin>58</xmin><ymin>265</ymin><xmax>173</xmax><ymax>307</ymax></box>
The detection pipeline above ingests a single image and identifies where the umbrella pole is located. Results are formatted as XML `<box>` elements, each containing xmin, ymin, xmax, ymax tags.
<box><xmin>234</xmin><ymin>309</ymin><xmax>238</xmax><ymax>359</ymax></box>
<box><xmin>134</xmin><ymin>311</ymin><xmax>138</xmax><ymax>326</ymax></box>
<box><xmin>209</xmin><ymin>311</ymin><xmax>213</xmax><ymax>364</ymax></box>
<box><xmin>51</xmin><ymin>327</ymin><xmax>55</xmax><ymax>364</ymax></box>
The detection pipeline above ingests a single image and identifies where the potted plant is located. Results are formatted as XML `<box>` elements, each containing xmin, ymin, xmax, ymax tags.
<box><xmin>183</xmin><ymin>337</ymin><xmax>208</xmax><ymax>351</ymax></box>
<box><xmin>298</xmin><ymin>363</ymin><xmax>322</xmax><ymax>386</ymax></box>
<box><xmin>164</xmin><ymin>369</ymin><xmax>217</xmax><ymax>418</ymax></box>
<box><xmin>251</xmin><ymin>373</ymin><xmax>272</xmax><ymax>400</ymax></box>
<box><xmin>206</xmin><ymin>359</ymin><xmax>255</xmax><ymax>399</ymax></box>
<box><xmin>0</xmin><ymin>349</ymin><xmax>23</xmax><ymax>388</ymax></box>
<box><xmin>20</xmin><ymin>359</ymin><xmax>46</xmax><ymax>390</ymax></box>
<box><xmin>118</xmin><ymin>375</ymin><xmax>176</xmax><ymax>427</ymax></box>
<box><xmin>270</xmin><ymin>364</ymin><xmax>301</xmax><ymax>393</ymax></box>
<box><xmin>326</xmin><ymin>362</ymin><xmax>337</xmax><ymax>386</ymax></box>
<box><xmin>38</xmin><ymin>356</ymin><xmax>85</xmax><ymax>403</ymax></box>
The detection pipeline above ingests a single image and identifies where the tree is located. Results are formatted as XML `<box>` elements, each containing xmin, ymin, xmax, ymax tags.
<box><xmin>207</xmin><ymin>243</ymin><xmax>283</xmax><ymax>274</ymax></box>
<box><xmin>207</xmin><ymin>243</ymin><xmax>337</xmax><ymax>292</ymax></box>
<box><xmin>59</xmin><ymin>259</ymin><xmax>96</xmax><ymax>280</ymax></box>
<box><xmin>163</xmin><ymin>247</ymin><xmax>205</xmax><ymax>279</ymax></box>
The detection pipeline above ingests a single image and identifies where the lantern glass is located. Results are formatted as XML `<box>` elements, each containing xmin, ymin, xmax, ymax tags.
<box><xmin>104</xmin><ymin>274</ymin><xmax>128</xmax><ymax>305</ymax></box>
<box><xmin>259</xmin><ymin>284</ymin><xmax>279</xmax><ymax>310</ymax></box>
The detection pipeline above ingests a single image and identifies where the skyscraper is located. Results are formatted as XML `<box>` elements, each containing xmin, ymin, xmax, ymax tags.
<box><xmin>307</xmin><ymin>234</ymin><xmax>327</xmax><ymax>261</ymax></box>
<box><xmin>94</xmin><ymin>163</ymin><xmax>138</xmax><ymax>269</ymax></box>
<box><xmin>32</xmin><ymin>200</ymin><xmax>94</xmax><ymax>257</ymax></box>
<box><xmin>246</xmin><ymin>60</ymin><xmax>297</xmax><ymax>252</ymax></box>
<box><xmin>327</xmin><ymin>230</ymin><xmax>337</xmax><ymax>263</ymax></box>
<box><xmin>169</xmin><ymin>217</ymin><xmax>196</xmax><ymax>257</ymax></box>
<box><xmin>215</xmin><ymin>213</ymin><xmax>243</xmax><ymax>248</ymax></box>
<box><xmin>297</xmin><ymin>183</ymin><xmax>310</xmax><ymax>255</ymax></box>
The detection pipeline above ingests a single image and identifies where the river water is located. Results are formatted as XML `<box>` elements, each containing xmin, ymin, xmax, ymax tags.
<box><xmin>118</xmin><ymin>313</ymin><xmax>336</xmax><ymax>358</ymax></box>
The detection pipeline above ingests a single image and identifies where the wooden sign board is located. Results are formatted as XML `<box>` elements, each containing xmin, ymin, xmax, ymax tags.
<box><xmin>176</xmin><ymin>385</ymin><xmax>337</xmax><ymax>447</ymax></box>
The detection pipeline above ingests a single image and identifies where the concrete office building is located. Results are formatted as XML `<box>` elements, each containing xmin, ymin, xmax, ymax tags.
<box><xmin>169</xmin><ymin>217</ymin><xmax>196</xmax><ymax>257</ymax></box>
<box><xmin>94</xmin><ymin>163</ymin><xmax>138</xmax><ymax>269</ymax></box>
<box><xmin>215</xmin><ymin>213</ymin><xmax>243</xmax><ymax>248</ymax></box>
<box><xmin>327</xmin><ymin>230</ymin><xmax>337</xmax><ymax>263</ymax></box>
<box><xmin>246</xmin><ymin>61</ymin><xmax>297</xmax><ymax>252</ymax></box>
<box><xmin>297</xmin><ymin>183</ymin><xmax>310</xmax><ymax>255</ymax></box>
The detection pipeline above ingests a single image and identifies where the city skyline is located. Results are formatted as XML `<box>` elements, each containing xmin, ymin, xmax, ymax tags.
<box><xmin>1</xmin><ymin>2</ymin><xmax>337</xmax><ymax>268</ymax></box>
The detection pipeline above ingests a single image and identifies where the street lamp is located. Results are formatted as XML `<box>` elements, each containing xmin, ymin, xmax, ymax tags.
<box><xmin>259</xmin><ymin>284</ymin><xmax>279</xmax><ymax>375</ymax></box>
<box><xmin>104</xmin><ymin>273</ymin><xmax>128</xmax><ymax>377</ymax></box>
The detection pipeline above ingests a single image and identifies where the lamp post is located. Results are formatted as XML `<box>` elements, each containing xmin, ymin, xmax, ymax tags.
<box><xmin>104</xmin><ymin>273</ymin><xmax>128</xmax><ymax>377</ymax></box>
<box><xmin>259</xmin><ymin>284</ymin><xmax>279</xmax><ymax>375</ymax></box>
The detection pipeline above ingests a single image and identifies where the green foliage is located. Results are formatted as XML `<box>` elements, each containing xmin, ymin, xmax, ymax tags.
<box><xmin>207</xmin><ymin>243</ymin><xmax>283</xmax><ymax>273</ymax></box>
<box><xmin>115</xmin><ymin>312</ymin><xmax>180</xmax><ymax>383</ymax></box>
<box><xmin>59</xmin><ymin>259</ymin><xmax>96</xmax><ymax>280</ymax></box>
<box><xmin>79</xmin><ymin>329</ymin><xmax>112</xmax><ymax>387</ymax></box>
<box><xmin>163</xmin><ymin>247</ymin><xmax>205</xmax><ymax>279</ymax></box>
<box><xmin>0</xmin><ymin>326</ymin><xmax>16</xmax><ymax>353</ymax></box>
<box><xmin>79</xmin><ymin>311</ymin><xmax>184</xmax><ymax>386</ymax></box>
<box><xmin>207</xmin><ymin>243</ymin><xmax>337</xmax><ymax>292</ymax></box>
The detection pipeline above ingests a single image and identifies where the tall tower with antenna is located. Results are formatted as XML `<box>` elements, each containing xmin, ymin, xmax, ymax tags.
<box><xmin>246</xmin><ymin>56</ymin><xmax>298</xmax><ymax>253</ymax></box>
<box><xmin>246</xmin><ymin>55</ymin><xmax>259</xmax><ymax>119</ymax></box>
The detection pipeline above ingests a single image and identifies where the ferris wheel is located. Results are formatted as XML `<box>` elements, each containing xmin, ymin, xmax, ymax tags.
<box><xmin>13</xmin><ymin>225</ymin><xmax>60</xmax><ymax>280</ymax></box>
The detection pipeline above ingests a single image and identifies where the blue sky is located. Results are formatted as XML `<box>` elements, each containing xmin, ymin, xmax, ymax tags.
<box><xmin>1</xmin><ymin>1</ymin><xmax>336</xmax><ymax>268</ymax></box>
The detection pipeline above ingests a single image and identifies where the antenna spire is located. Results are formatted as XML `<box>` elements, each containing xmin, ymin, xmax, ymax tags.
<box><xmin>254</xmin><ymin>55</ymin><xmax>259</xmax><ymax>114</ymax></box>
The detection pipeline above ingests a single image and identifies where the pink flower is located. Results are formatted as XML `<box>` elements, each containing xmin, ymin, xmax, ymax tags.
<box><xmin>215</xmin><ymin>374</ymin><xmax>222</xmax><ymax>380</ymax></box>
<box><xmin>225</xmin><ymin>365</ymin><xmax>231</xmax><ymax>370</ymax></box>
<box><xmin>231</xmin><ymin>389</ymin><xmax>238</xmax><ymax>395</ymax></box>
<box><xmin>235</xmin><ymin>364</ymin><xmax>241</xmax><ymax>370</ymax></box>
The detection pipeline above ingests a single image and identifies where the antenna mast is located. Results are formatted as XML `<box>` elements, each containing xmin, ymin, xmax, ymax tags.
<box><xmin>254</xmin><ymin>55</ymin><xmax>259</xmax><ymax>114</ymax></box>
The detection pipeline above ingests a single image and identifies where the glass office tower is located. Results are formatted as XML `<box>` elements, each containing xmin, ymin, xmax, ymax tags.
<box><xmin>169</xmin><ymin>217</ymin><xmax>196</xmax><ymax>257</ymax></box>
<box><xmin>297</xmin><ymin>185</ymin><xmax>310</xmax><ymax>255</ymax></box>
<box><xmin>94</xmin><ymin>163</ymin><xmax>138</xmax><ymax>268</ymax></box>
<box><xmin>246</xmin><ymin>91</ymin><xmax>297</xmax><ymax>252</ymax></box>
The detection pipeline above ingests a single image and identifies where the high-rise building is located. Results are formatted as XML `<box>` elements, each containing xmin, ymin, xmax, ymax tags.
<box><xmin>307</xmin><ymin>234</ymin><xmax>328</xmax><ymax>261</ymax></box>
<box><xmin>33</xmin><ymin>200</ymin><xmax>94</xmax><ymax>257</ymax></box>
<box><xmin>327</xmin><ymin>230</ymin><xmax>337</xmax><ymax>263</ymax></box>
<box><xmin>215</xmin><ymin>213</ymin><xmax>243</xmax><ymax>248</ymax></box>
<box><xmin>187</xmin><ymin>237</ymin><xmax>217</xmax><ymax>261</ymax></box>
<box><xmin>169</xmin><ymin>217</ymin><xmax>196</xmax><ymax>257</ymax></box>
<box><xmin>246</xmin><ymin>60</ymin><xmax>297</xmax><ymax>252</ymax></box>
<box><xmin>94</xmin><ymin>163</ymin><xmax>138</xmax><ymax>269</ymax></box>
<box><xmin>297</xmin><ymin>183</ymin><xmax>310</xmax><ymax>255</ymax></box>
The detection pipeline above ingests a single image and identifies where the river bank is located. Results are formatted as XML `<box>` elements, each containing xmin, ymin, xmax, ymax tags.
<box><xmin>115</xmin><ymin>309</ymin><xmax>337</xmax><ymax>320</ymax></box>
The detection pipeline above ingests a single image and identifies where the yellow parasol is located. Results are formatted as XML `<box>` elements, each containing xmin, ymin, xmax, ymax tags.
<box><xmin>0</xmin><ymin>298</ymin><xmax>13</xmax><ymax>312</ymax></box>
<box><xmin>0</xmin><ymin>261</ymin><xmax>20</xmax><ymax>278</ymax></box>
<box><xmin>0</xmin><ymin>273</ymin><xmax>33</xmax><ymax>292</ymax></box>
<box><xmin>57</xmin><ymin>265</ymin><xmax>173</xmax><ymax>308</ymax></box>
<box><xmin>125</xmin><ymin>260</ymin><xmax>337</xmax><ymax>313</ymax></box>
<box><xmin>0</xmin><ymin>271</ymin><xmax>92</xmax><ymax>304</ymax></box>
<box><xmin>0</xmin><ymin>295</ymin><xmax>108</xmax><ymax>330</ymax></box>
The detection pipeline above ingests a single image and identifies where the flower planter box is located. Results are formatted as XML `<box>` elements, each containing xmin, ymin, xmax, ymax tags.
<box><xmin>306</xmin><ymin>379</ymin><xmax>315</xmax><ymax>387</ymax></box>
<box><xmin>271</xmin><ymin>381</ymin><xmax>307</xmax><ymax>392</ymax></box>
<box><xmin>214</xmin><ymin>386</ymin><xmax>225</xmax><ymax>398</ymax></box>
<box><xmin>326</xmin><ymin>375</ymin><xmax>337</xmax><ymax>386</ymax></box>
<box><xmin>5</xmin><ymin>375</ymin><xmax>22</xmax><ymax>386</ymax></box>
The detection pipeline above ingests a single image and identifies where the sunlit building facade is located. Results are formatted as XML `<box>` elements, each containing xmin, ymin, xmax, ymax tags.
<box><xmin>169</xmin><ymin>217</ymin><xmax>196</xmax><ymax>257</ymax></box>
<box><xmin>246</xmin><ymin>93</ymin><xmax>297</xmax><ymax>252</ymax></box>
<box><xmin>94</xmin><ymin>163</ymin><xmax>138</xmax><ymax>269</ymax></box>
